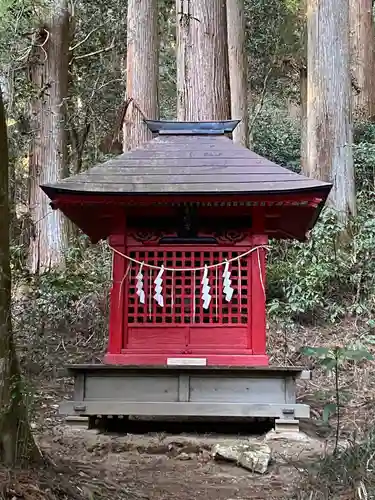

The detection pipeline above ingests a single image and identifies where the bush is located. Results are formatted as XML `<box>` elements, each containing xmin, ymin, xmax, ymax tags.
<box><xmin>353</xmin><ymin>142</ymin><xmax>375</xmax><ymax>191</ymax></box>
<box><xmin>299</xmin><ymin>428</ymin><xmax>375</xmax><ymax>499</ymax></box>
<box><xmin>252</xmin><ymin>99</ymin><xmax>301</xmax><ymax>171</ymax></box>
<box><xmin>251</xmin><ymin>106</ymin><xmax>375</xmax><ymax>325</ymax></box>
<box><xmin>267</xmin><ymin>195</ymin><xmax>375</xmax><ymax>324</ymax></box>
<box><xmin>11</xmin><ymin>237</ymin><xmax>112</xmax><ymax>374</ymax></box>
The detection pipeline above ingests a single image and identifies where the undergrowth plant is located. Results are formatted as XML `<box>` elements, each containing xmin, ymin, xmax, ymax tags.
<box><xmin>300</xmin><ymin>426</ymin><xmax>375</xmax><ymax>499</ymax></box>
<box><xmin>302</xmin><ymin>345</ymin><xmax>373</xmax><ymax>453</ymax></box>
<box><xmin>267</xmin><ymin>195</ymin><xmax>375</xmax><ymax>325</ymax></box>
<box><xmin>11</xmin><ymin>236</ymin><xmax>112</xmax><ymax>375</ymax></box>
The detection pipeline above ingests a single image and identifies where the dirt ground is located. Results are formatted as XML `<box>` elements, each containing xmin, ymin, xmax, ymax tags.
<box><xmin>0</xmin><ymin>379</ymin><xmax>330</xmax><ymax>500</ymax></box>
<box><xmin>33</xmin><ymin>421</ymin><xmax>326</xmax><ymax>500</ymax></box>
<box><xmin>5</xmin><ymin>319</ymin><xmax>371</xmax><ymax>499</ymax></box>
<box><xmin>11</xmin><ymin>375</ymin><xmax>327</xmax><ymax>500</ymax></box>
<box><xmin>13</xmin><ymin>374</ymin><xmax>331</xmax><ymax>500</ymax></box>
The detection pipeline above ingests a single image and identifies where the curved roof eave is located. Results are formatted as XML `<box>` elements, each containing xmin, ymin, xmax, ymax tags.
<box><xmin>41</xmin><ymin>183</ymin><xmax>332</xmax><ymax>199</ymax></box>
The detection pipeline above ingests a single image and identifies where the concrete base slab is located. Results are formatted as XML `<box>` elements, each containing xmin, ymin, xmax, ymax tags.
<box><xmin>65</xmin><ymin>416</ymin><xmax>89</xmax><ymax>429</ymax></box>
<box><xmin>60</xmin><ymin>364</ymin><xmax>311</xmax><ymax>428</ymax></box>
<box><xmin>274</xmin><ymin>418</ymin><xmax>300</xmax><ymax>433</ymax></box>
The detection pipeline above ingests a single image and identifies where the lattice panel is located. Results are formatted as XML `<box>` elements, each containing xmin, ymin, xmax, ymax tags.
<box><xmin>126</xmin><ymin>248</ymin><xmax>250</xmax><ymax>325</ymax></box>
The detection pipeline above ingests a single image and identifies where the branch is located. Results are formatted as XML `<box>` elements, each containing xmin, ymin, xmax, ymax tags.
<box><xmin>89</xmin><ymin>73</ymin><xmax>102</xmax><ymax>101</ymax></box>
<box><xmin>35</xmin><ymin>28</ymin><xmax>50</xmax><ymax>47</ymax></box>
<box><xmin>80</xmin><ymin>120</ymin><xmax>91</xmax><ymax>150</ymax></box>
<box><xmin>68</xmin><ymin>123</ymin><xmax>79</xmax><ymax>157</ymax></box>
<box><xmin>68</xmin><ymin>108</ymin><xmax>91</xmax><ymax>174</ymax></box>
<box><xmin>69</xmin><ymin>25</ymin><xmax>103</xmax><ymax>51</ymax></box>
<box><xmin>16</xmin><ymin>27</ymin><xmax>50</xmax><ymax>62</ymax></box>
<box><xmin>16</xmin><ymin>46</ymin><xmax>32</xmax><ymax>62</ymax></box>
<box><xmin>71</xmin><ymin>38</ymin><xmax>115</xmax><ymax>62</ymax></box>
<box><xmin>90</xmin><ymin>78</ymin><xmax>123</xmax><ymax>96</ymax></box>
<box><xmin>75</xmin><ymin>121</ymin><xmax>91</xmax><ymax>174</ymax></box>
<box><xmin>249</xmin><ymin>65</ymin><xmax>273</xmax><ymax>133</ymax></box>
<box><xmin>98</xmin><ymin>97</ymin><xmax>149</xmax><ymax>154</ymax></box>
<box><xmin>131</xmin><ymin>98</ymin><xmax>147</xmax><ymax>121</ymax></box>
<box><xmin>99</xmin><ymin>98</ymin><xmax>133</xmax><ymax>154</ymax></box>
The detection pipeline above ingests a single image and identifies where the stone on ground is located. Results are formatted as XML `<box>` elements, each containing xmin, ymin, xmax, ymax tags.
<box><xmin>265</xmin><ymin>429</ymin><xmax>311</xmax><ymax>442</ymax></box>
<box><xmin>212</xmin><ymin>441</ymin><xmax>271</xmax><ymax>474</ymax></box>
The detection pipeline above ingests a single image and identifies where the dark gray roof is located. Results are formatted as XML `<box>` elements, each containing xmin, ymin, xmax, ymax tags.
<box><xmin>41</xmin><ymin>132</ymin><xmax>332</xmax><ymax>197</ymax></box>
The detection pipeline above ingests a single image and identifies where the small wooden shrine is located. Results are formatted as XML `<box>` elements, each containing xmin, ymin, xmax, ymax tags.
<box><xmin>42</xmin><ymin>120</ymin><xmax>332</xmax><ymax>430</ymax></box>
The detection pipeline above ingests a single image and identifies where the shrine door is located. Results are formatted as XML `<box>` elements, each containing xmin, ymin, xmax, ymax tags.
<box><xmin>124</xmin><ymin>246</ymin><xmax>253</xmax><ymax>356</ymax></box>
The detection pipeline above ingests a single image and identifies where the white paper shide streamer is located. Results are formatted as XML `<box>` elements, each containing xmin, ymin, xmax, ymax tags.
<box><xmin>154</xmin><ymin>265</ymin><xmax>164</xmax><ymax>307</ymax></box>
<box><xmin>136</xmin><ymin>262</ymin><xmax>145</xmax><ymax>304</ymax></box>
<box><xmin>222</xmin><ymin>261</ymin><xmax>234</xmax><ymax>302</ymax></box>
<box><xmin>201</xmin><ymin>265</ymin><xmax>212</xmax><ymax>309</ymax></box>
<box><xmin>110</xmin><ymin>245</ymin><xmax>269</xmax><ymax>310</ymax></box>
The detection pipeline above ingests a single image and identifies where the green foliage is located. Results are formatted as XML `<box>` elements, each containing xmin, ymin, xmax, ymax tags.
<box><xmin>1</xmin><ymin>0</ymin><xmax>373</xmax><ymax>340</ymax></box>
<box><xmin>12</xmin><ymin>238</ymin><xmax>111</xmax><ymax>350</ymax></box>
<box><xmin>159</xmin><ymin>0</ymin><xmax>176</xmax><ymax>119</ymax></box>
<box><xmin>321</xmin><ymin>403</ymin><xmax>337</xmax><ymax>424</ymax></box>
<box><xmin>245</xmin><ymin>0</ymin><xmax>302</xmax><ymax>92</ymax></box>
<box><xmin>252</xmin><ymin>99</ymin><xmax>301</xmax><ymax>170</ymax></box>
<box><xmin>301</xmin><ymin>427</ymin><xmax>375</xmax><ymax>499</ymax></box>
<box><xmin>353</xmin><ymin>121</ymin><xmax>375</xmax><ymax>191</ymax></box>
<box><xmin>267</xmin><ymin>196</ymin><xmax>375</xmax><ymax>324</ymax></box>
<box><xmin>262</xmin><ymin>115</ymin><xmax>375</xmax><ymax>326</ymax></box>
<box><xmin>64</xmin><ymin>0</ymin><xmax>127</xmax><ymax>172</ymax></box>
<box><xmin>302</xmin><ymin>346</ymin><xmax>373</xmax><ymax>369</ymax></box>
<box><xmin>302</xmin><ymin>344</ymin><xmax>373</xmax><ymax>453</ymax></box>
<box><xmin>255</xmin><ymin>110</ymin><xmax>375</xmax><ymax>328</ymax></box>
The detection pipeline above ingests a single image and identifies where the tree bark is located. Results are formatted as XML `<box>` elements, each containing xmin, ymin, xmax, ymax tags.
<box><xmin>307</xmin><ymin>0</ymin><xmax>356</xmax><ymax>226</ymax></box>
<box><xmin>349</xmin><ymin>0</ymin><xmax>375</xmax><ymax>120</ymax></box>
<box><xmin>300</xmin><ymin>0</ymin><xmax>308</xmax><ymax>175</ymax></box>
<box><xmin>28</xmin><ymin>0</ymin><xmax>71</xmax><ymax>274</ymax></box>
<box><xmin>123</xmin><ymin>0</ymin><xmax>159</xmax><ymax>151</ymax></box>
<box><xmin>0</xmin><ymin>87</ymin><xmax>42</xmax><ymax>466</ymax></box>
<box><xmin>226</xmin><ymin>0</ymin><xmax>249</xmax><ymax>146</ymax></box>
<box><xmin>176</xmin><ymin>0</ymin><xmax>230</xmax><ymax>121</ymax></box>
<box><xmin>300</xmin><ymin>65</ymin><xmax>308</xmax><ymax>174</ymax></box>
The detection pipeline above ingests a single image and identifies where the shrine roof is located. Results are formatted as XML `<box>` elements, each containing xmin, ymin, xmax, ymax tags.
<box><xmin>41</xmin><ymin>120</ymin><xmax>332</xmax><ymax>199</ymax></box>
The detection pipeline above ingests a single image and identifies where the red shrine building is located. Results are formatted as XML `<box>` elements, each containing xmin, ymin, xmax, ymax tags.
<box><xmin>42</xmin><ymin>120</ymin><xmax>331</xmax><ymax>369</ymax></box>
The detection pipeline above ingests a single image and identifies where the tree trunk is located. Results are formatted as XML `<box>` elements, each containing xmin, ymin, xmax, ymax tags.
<box><xmin>0</xmin><ymin>87</ymin><xmax>42</xmax><ymax>466</ymax></box>
<box><xmin>123</xmin><ymin>0</ymin><xmax>159</xmax><ymax>151</ymax></box>
<box><xmin>28</xmin><ymin>0</ymin><xmax>71</xmax><ymax>274</ymax></box>
<box><xmin>226</xmin><ymin>0</ymin><xmax>249</xmax><ymax>146</ymax></box>
<box><xmin>300</xmin><ymin>65</ymin><xmax>308</xmax><ymax>174</ymax></box>
<box><xmin>349</xmin><ymin>0</ymin><xmax>375</xmax><ymax>120</ymax></box>
<box><xmin>300</xmin><ymin>0</ymin><xmax>308</xmax><ymax>175</ymax></box>
<box><xmin>176</xmin><ymin>0</ymin><xmax>230</xmax><ymax>121</ymax></box>
<box><xmin>307</xmin><ymin>0</ymin><xmax>356</xmax><ymax>226</ymax></box>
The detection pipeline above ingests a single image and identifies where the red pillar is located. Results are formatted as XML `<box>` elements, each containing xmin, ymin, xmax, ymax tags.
<box><xmin>105</xmin><ymin>221</ymin><xmax>127</xmax><ymax>362</ymax></box>
<box><xmin>250</xmin><ymin>208</ymin><xmax>269</xmax><ymax>363</ymax></box>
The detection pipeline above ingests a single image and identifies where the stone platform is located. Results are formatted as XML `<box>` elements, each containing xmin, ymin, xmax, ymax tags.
<box><xmin>60</xmin><ymin>364</ymin><xmax>311</xmax><ymax>431</ymax></box>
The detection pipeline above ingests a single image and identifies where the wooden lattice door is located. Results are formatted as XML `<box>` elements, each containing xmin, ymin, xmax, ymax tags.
<box><xmin>125</xmin><ymin>246</ymin><xmax>252</xmax><ymax>354</ymax></box>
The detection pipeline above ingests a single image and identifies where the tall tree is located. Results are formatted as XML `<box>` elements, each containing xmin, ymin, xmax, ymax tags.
<box><xmin>300</xmin><ymin>64</ymin><xmax>308</xmax><ymax>174</ymax></box>
<box><xmin>176</xmin><ymin>0</ymin><xmax>230</xmax><ymax>121</ymax></box>
<box><xmin>0</xmin><ymin>87</ymin><xmax>42</xmax><ymax>466</ymax></box>
<box><xmin>226</xmin><ymin>0</ymin><xmax>249</xmax><ymax>146</ymax></box>
<box><xmin>28</xmin><ymin>0</ymin><xmax>71</xmax><ymax>273</ymax></box>
<box><xmin>300</xmin><ymin>0</ymin><xmax>308</xmax><ymax>175</ymax></box>
<box><xmin>349</xmin><ymin>0</ymin><xmax>375</xmax><ymax>119</ymax></box>
<box><xmin>123</xmin><ymin>0</ymin><xmax>159</xmax><ymax>151</ymax></box>
<box><xmin>306</xmin><ymin>0</ymin><xmax>356</xmax><ymax>227</ymax></box>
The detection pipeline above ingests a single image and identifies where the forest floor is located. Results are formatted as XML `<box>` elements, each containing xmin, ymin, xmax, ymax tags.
<box><xmin>1</xmin><ymin>408</ymin><xmax>330</xmax><ymax>500</ymax></box>
<box><xmin>2</xmin><ymin>318</ymin><xmax>374</xmax><ymax>500</ymax></box>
